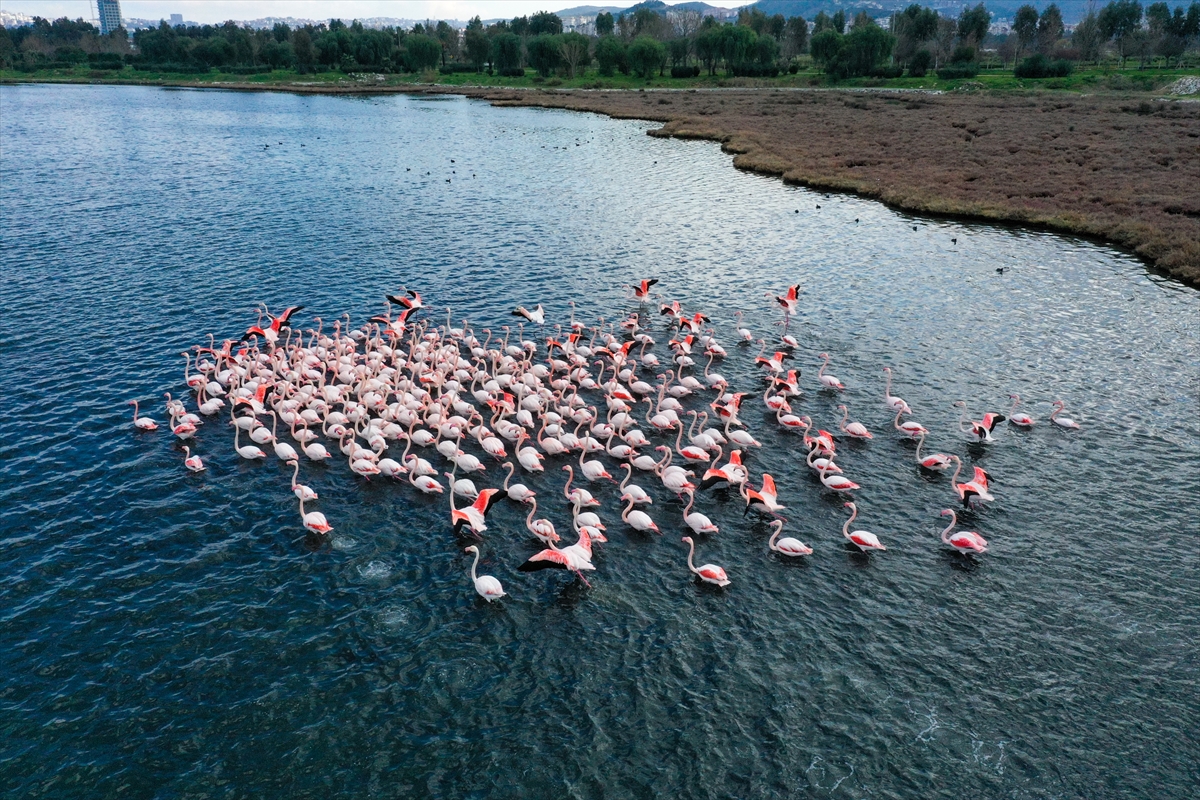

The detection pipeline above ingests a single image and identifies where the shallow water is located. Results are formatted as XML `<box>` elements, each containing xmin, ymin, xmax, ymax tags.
<box><xmin>2</xmin><ymin>84</ymin><xmax>1198</xmax><ymax>799</ymax></box>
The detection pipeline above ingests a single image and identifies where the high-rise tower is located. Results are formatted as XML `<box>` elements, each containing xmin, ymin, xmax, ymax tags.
<box><xmin>96</xmin><ymin>0</ymin><xmax>121</xmax><ymax>35</ymax></box>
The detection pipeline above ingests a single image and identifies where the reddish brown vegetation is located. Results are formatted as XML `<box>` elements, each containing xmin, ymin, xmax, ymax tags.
<box><xmin>454</xmin><ymin>87</ymin><xmax>1200</xmax><ymax>286</ymax></box>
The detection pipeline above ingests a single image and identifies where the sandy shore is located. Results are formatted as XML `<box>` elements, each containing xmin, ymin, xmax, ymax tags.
<box><xmin>8</xmin><ymin>78</ymin><xmax>1198</xmax><ymax>285</ymax></box>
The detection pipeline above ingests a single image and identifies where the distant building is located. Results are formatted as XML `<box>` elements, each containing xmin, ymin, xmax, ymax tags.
<box><xmin>96</xmin><ymin>0</ymin><xmax>122</xmax><ymax>35</ymax></box>
<box><xmin>170</xmin><ymin>13</ymin><xmax>183</xmax><ymax>26</ymax></box>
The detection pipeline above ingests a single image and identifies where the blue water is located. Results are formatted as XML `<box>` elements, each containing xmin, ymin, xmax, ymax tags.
<box><xmin>2</xmin><ymin>84</ymin><xmax>1198</xmax><ymax>798</ymax></box>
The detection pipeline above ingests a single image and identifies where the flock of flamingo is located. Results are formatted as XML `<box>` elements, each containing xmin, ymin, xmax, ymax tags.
<box><xmin>128</xmin><ymin>281</ymin><xmax>1082</xmax><ymax>602</ymax></box>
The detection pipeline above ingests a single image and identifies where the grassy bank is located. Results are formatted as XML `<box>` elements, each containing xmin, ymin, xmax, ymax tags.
<box><xmin>3</xmin><ymin>63</ymin><xmax>1198</xmax><ymax>96</ymax></box>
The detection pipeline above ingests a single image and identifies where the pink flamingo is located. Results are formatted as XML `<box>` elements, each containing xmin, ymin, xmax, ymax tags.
<box><xmin>948</xmin><ymin>456</ymin><xmax>994</xmax><ymax>508</ymax></box>
<box><xmin>182</xmin><ymin>445</ymin><xmax>205</xmax><ymax>473</ymax></box>
<box><xmin>298</xmin><ymin>495</ymin><xmax>332</xmax><ymax>534</ymax></box>
<box><xmin>1050</xmin><ymin>400</ymin><xmax>1080</xmax><ymax>429</ymax></box>
<box><xmin>893</xmin><ymin>409</ymin><xmax>928</xmax><ymax>438</ymax></box>
<box><xmin>128</xmin><ymin>400</ymin><xmax>158</xmax><ymax>431</ymax></box>
<box><xmin>939</xmin><ymin>509</ymin><xmax>988</xmax><ymax>554</ymax></box>
<box><xmin>838</xmin><ymin>405</ymin><xmax>872</xmax><ymax>440</ymax></box>
<box><xmin>842</xmin><ymin>502</ymin><xmax>886</xmax><ymax>552</ymax></box>
<box><xmin>682</xmin><ymin>536</ymin><xmax>730</xmax><ymax>587</ymax></box>
<box><xmin>622</xmin><ymin>496</ymin><xmax>660</xmax><ymax>533</ymax></box>
<box><xmin>915</xmin><ymin>433</ymin><xmax>952</xmax><ymax>471</ymax></box>
<box><xmin>817</xmin><ymin>353</ymin><xmax>844</xmax><ymax>390</ymax></box>
<box><xmin>682</xmin><ymin>490</ymin><xmax>719</xmax><ymax>534</ymax></box>
<box><xmin>768</xmin><ymin>520</ymin><xmax>812</xmax><ymax>557</ymax></box>
<box><xmin>464</xmin><ymin>545</ymin><xmax>506</xmax><ymax>602</ymax></box>
<box><xmin>1007</xmin><ymin>394</ymin><xmax>1035</xmax><ymax>427</ymax></box>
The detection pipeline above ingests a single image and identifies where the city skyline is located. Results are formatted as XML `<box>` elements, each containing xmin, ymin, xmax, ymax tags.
<box><xmin>2</xmin><ymin>0</ymin><xmax>740</xmax><ymax>26</ymax></box>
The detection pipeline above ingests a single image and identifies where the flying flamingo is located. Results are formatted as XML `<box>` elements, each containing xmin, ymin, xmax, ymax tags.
<box><xmin>768</xmin><ymin>520</ymin><xmax>812</xmax><ymax>557</ymax></box>
<box><xmin>939</xmin><ymin>509</ymin><xmax>988</xmax><ymax>554</ymax></box>
<box><xmin>182</xmin><ymin>445</ymin><xmax>205</xmax><ymax>473</ymax></box>
<box><xmin>914</xmin><ymin>433</ymin><xmax>953</xmax><ymax>471</ymax></box>
<box><xmin>630</xmin><ymin>278</ymin><xmax>659</xmax><ymax>300</ymax></box>
<box><xmin>948</xmin><ymin>456</ymin><xmax>995</xmax><ymax>508</ymax></box>
<box><xmin>1050</xmin><ymin>400</ymin><xmax>1080</xmax><ymax>429</ymax></box>
<box><xmin>298</xmin><ymin>495</ymin><xmax>332</xmax><ymax>534</ymax></box>
<box><xmin>621</xmin><ymin>496</ymin><xmax>659</xmax><ymax>533</ymax></box>
<box><xmin>128</xmin><ymin>400</ymin><xmax>158</xmax><ymax>431</ymax></box>
<box><xmin>464</xmin><ymin>545</ymin><xmax>506</xmax><ymax>602</ymax></box>
<box><xmin>817</xmin><ymin>353</ymin><xmax>844</xmax><ymax>390</ymax></box>
<box><xmin>842</xmin><ymin>502</ymin><xmax>886</xmax><ymax>552</ymax></box>
<box><xmin>882</xmin><ymin>367</ymin><xmax>912</xmax><ymax>413</ymax></box>
<box><xmin>448</xmin><ymin>480</ymin><xmax>502</xmax><ymax>536</ymax></box>
<box><xmin>743</xmin><ymin>474</ymin><xmax>785</xmax><ymax>517</ymax></box>
<box><xmin>518</xmin><ymin>530</ymin><xmax>595</xmax><ymax>586</ymax></box>
<box><xmin>682</xmin><ymin>536</ymin><xmax>731</xmax><ymax>587</ymax></box>
<box><xmin>955</xmin><ymin>401</ymin><xmax>1005</xmax><ymax>442</ymax></box>
<box><xmin>1007</xmin><ymin>394</ymin><xmax>1035</xmax><ymax>427</ymax></box>
<box><xmin>287</xmin><ymin>459</ymin><xmax>317</xmax><ymax>501</ymax></box>
<box><xmin>837</xmin><ymin>405</ymin><xmax>873</xmax><ymax>440</ymax></box>
<box><xmin>681</xmin><ymin>490</ymin><xmax>719</xmax><ymax>534</ymax></box>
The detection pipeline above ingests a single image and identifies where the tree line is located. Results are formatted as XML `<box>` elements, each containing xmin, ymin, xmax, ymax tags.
<box><xmin>2</xmin><ymin>3</ymin><xmax>1198</xmax><ymax>79</ymax></box>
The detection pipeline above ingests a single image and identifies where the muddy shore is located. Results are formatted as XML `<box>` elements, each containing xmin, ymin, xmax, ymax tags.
<box><xmin>9</xmin><ymin>79</ymin><xmax>1198</xmax><ymax>285</ymax></box>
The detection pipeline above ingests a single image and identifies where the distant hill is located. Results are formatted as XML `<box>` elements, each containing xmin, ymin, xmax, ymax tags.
<box><xmin>746</xmin><ymin>1</ymin><xmax>1098</xmax><ymax>24</ymax></box>
<box><xmin>555</xmin><ymin>1</ymin><xmax>739</xmax><ymax>20</ymax></box>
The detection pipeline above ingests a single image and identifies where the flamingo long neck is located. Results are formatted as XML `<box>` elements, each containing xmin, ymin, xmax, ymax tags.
<box><xmin>950</xmin><ymin>459</ymin><xmax>963</xmax><ymax>485</ymax></box>
<box><xmin>470</xmin><ymin>549</ymin><xmax>480</xmax><ymax>582</ymax></box>
<box><xmin>620</xmin><ymin>464</ymin><xmax>631</xmax><ymax>490</ymax></box>
<box><xmin>841</xmin><ymin>406</ymin><xmax>850</xmax><ymax>428</ymax></box>
<box><xmin>563</xmin><ymin>467</ymin><xmax>574</xmax><ymax>497</ymax></box>
<box><xmin>675</xmin><ymin>422</ymin><xmax>685</xmax><ymax>453</ymax></box>
<box><xmin>656</xmin><ymin>449</ymin><xmax>672</xmax><ymax>474</ymax></box>
<box><xmin>1051</xmin><ymin>403</ymin><xmax>1062</xmax><ymax>421</ymax></box>
<box><xmin>527</xmin><ymin>500</ymin><xmax>537</xmax><ymax>527</ymax></box>
<box><xmin>915</xmin><ymin>435</ymin><xmax>925</xmax><ymax>461</ymax></box>
<box><xmin>769</xmin><ymin>522</ymin><xmax>782</xmax><ymax>549</ymax></box>
<box><xmin>299</xmin><ymin>495</ymin><xmax>307</xmax><ymax>517</ymax></box>
<box><xmin>622</xmin><ymin>498</ymin><xmax>633</xmax><ymax>522</ymax></box>
<box><xmin>685</xmin><ymin>539</ymin><xmax>698</xmax><ymax>574</ymax></box>
<box><xmin>894</xmin><ymin>409</ymin><xmax>904</xmax><ymax>430</ymax></box>
<box><xmin>843</xmin><ymin>507</ymin><xmax>857</xmax><ymax>537</ymax></box>
<box><xmin>941</xmin><ymin>513</ymin><xmax>957</xmax><ymax>543</ymax></box>
<box><xmin>885</xmin><ymin>369</ymin><xmax>893</xmax><ymax>397</ymax></box>
<box><xmin>502</xmin><ymin>462</ymin><xmax>513</xmax><ymax>491</ymax></box>
<box><xmin>291</xmin><ymin>460</ymin><xmax>300</xmax><ymax>488</ymax></box>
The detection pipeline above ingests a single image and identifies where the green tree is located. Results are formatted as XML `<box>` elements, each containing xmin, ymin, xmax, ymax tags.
<box><xmin>529</xmin><ymin>11</ymin><xmax>564</xmax><ymax>36</ymax></box>
<box><xmin>272</xmin><ymin>23</ymin><xmax>291</xmax><ymax>43</ymax></box>
<box><xmin>668</xmin><ymin>37</ymin><xmax>690</xmax><ymax>66</ymax></box>
<box><xmin>510</xmin><ymin>16</ymin><xmax>530</xmax><ymax>37</ymax></box>
<box><xmin>435</xmin><ymin>20</ymin><xmax>457</xmax><ymax>66</ymax></box>
<box><xmin>832</xmin><ymin>10</ymin><xmax>847</xmax><ymax>34</ymax></box>
<box><xmin>464</xmin><ymin>16</ymin><xmax>489</xmax><ymax>70</ymax></box>
<box><xmin>526</xmin><ymin>34</ymin><xmax>562</xmax><ymax>76</ymax></box>
<box><xmin>491</xmin><ymin>32</ymin><xmax>522</xmax><ymax>72</ymax></box>
<box><xmin>810</xmin><ymin>29</ymin><xmax>843</xmax><ymax>67</ymax></box>
<box><xmin>1072</xmin><ymin>11</ymin><xmax>1104</xmax><ymax>63</ymax></box>
<box><xmin>558</xmin><ymin>31</ymin><xmax>590</xmax><ymax>77</ymax></box>
<box><xmin>894</xmin><ymin>4</ymin><xmax>940</xmax><ymax>62</ymax></box>
<box><xmin>767</xmin><ymin>14</ymin><xmax>786</xmax><ymax>40</ymax></box>
<box><xmin>594</xmin><ymin>35</ymin><xmax>626</xmax><ymax>76</ymax></box>
<box><xmin>721</xmin><ymin>23</ymin><xmax>758</xmax><ymax>73</ymax></box>
<box><xmin>696</xmin><ymin>25</ymin><xmax>723</xmax><ymax>74</ymax></box>
<box><xmin>404</xmin><ymin>34</ymin><xmax>441</xmax><ymax>71</ymax></box>
<box><xmin>957</xmin><ymin>3</ymin><xmax>991</xmax><ymax>47</ymax></box>
<box><xmin>627</xmin><ymin>35</ymin><xmax>665</xmax><ymax>78</ymax></box>
<box><xmin>738</xmin><ymin>8</ymin><xmax>769</xmax><ymax>34</ymax></box>
<box><xmin>812</xmin><ymin>11</ymin><xmax>834</xmax><ymax>35</ymax></box>
<box><xmin>1037</xmin><ymin>4</ymin><xmax>1064</xmax><ymax>53</ymax></box>
<box><xmin>595</xmin><ymin>12</ymin><xmax>615</xmax><ymax>37</ymax></box>
<box><xmin>293</xmin><ymin>29</ymin><xmax>315</xmax><ymax>70</ymax></box>
<box><xmin>785</xmin><ymin>16</ymin><xmax>808</xmax><ymax>57</ymax></box>
<box><xmin>1099</xmin><ymin>0</ymin><xmax>1144</xmax><ymax>64</ymax></box>
<box><xmin>1013</xmin><ymin>5</ymin><xmax>1039</xmax><ymax>58</ymax></box>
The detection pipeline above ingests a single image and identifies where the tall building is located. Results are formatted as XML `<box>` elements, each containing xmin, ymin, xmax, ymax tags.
<box><xmin>170</xmin><ymin>14</ymin><xmax>183</xmax><ymax>26</ymax></box>
<box><xmin>96</xmin><ymin>0</ymin><xmax>121</xmax><ymax>35</ymax></box>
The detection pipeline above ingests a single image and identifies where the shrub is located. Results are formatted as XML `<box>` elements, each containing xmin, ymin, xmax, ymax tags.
<box><xmin>936</xmin><ymin>63</ymin><xmax>980</xmax><ymax>79</ymax></box>
<box><xmin>497</xmin><ymin>67</ymin><xmax>527</xmax><ymax>78</ymax></box>
<box><xmin>788</xmin><ymin>62</ymin><xmax>799</xmax><ymax>74</ymax></box>
<box><xmin>438</xmin><ymin>64</ymin><xmax>479</xmax><ymax>74</ymax></box>
<box><xmin>909</xmin><ymin>49</ymin><xmax>933</xmax><ymax>77</ymax></box>
<box><xmin>872</xmin><ymin>64</ymin><xmax>903</xmax><ymax>78</ymax></box>
<box><xmin>670</xmin><ymin>65</ymin><xmax>701</xmax><ymax>78</ymax></box>
<box><xmin>951</xmin><ymin>45</ymin><xmax>976</xmax><ymax>64</ymax></box>
<box><xmin>1014</xmin><ymin>53</ymin><xmax>1073</xmax><ymax>78</ymax></box>
<box><xmin>627</xmin><ymin>36</ymin><xmax>665</xmax><ymax>79</ymax></box>
<box><xmin>730</xmin><ymin>62</ymin><xmax>781</xmax><ymax>77</ymax></box>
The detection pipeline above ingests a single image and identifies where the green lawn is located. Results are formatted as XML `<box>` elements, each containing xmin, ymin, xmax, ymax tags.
<box><xmin>2</xmin><ymin>64</ymin><xmax>1196</xmax><ymax>95</ymax></box>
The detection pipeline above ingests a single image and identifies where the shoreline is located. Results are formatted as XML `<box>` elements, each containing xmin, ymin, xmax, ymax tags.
<box><xmin>5</xmin><ymin>77</ymin><xmax>1197</xmax><ymax>287</ymax></box>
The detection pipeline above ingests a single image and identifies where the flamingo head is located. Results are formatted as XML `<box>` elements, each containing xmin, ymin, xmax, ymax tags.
<box><xmin>818</xmin><ymin>352</ymin><xmax>829</xmax><ymax>360</ymax></box>
<box><xmin>681</xmin><ymin>536</ymin><xmax>693</xmax><ymax>545</ymax></box>
<box><xmin>1009</xmin><ymin>393</ymin><xmax>1020</xmax><ymax>400</ymax></box>
<box><xmin>844</xmin><ymin>502</ymin><xmax>856</xmax><ymax>510</ymax></box>
<box><xmin>953</xmin><ymin>401</ymin><xmax>966</xmax><ymax>408</ymax></box>
<box><xmin>883</xmin><ymin>366</ymin><xmax>891</xmax><ymax>373</ymax></box>
<box><xmin>940</xmin><ymin>509</ymin><xmax>955</xmax><ymax>518</ymax></box>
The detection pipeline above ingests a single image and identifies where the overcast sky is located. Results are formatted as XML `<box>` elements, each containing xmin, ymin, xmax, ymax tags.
<box><xmin>5</xmin><ymin>1</ymin><xmax>734</xmax><ymax>24</ymax></box>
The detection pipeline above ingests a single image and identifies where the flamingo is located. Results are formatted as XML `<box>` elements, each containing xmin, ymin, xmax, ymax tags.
<box><xmin>182</xmin><ymin>445</ymin><xmax>205</xmax><ymax>473</ymax></box>
<box><xmin>817</xmin><ymin>353</ymin><xmax>844</xmax><ymax>390</ymax></box>
<box><xmin>233</xmin><ymin>425</ymin><xmax>266</xmax><ymax>460</ymax></box>
<box><xmin>268</xmin><ymin>411</ymin><xmax>298</xmax><ymax>460</ymax></box>
<box><xmin>512</xmin><ymin>304</ymin><xmax>546</xmax><ymax>325</ymax></box>
<box><xmin>287</xmin><ymin>459</ymin><xmax>317</xmax><ymax>501</ymax></box>
<box><xmin>562</xmin><ymin>465</ymin><xmax>599</xmax><ymax>507</ymax></box>
<box><xmin>815</xmin><ymin>458</ymin><xmax>859</xmax><ymax>493</ymax></box>
<box><xmin>733</xmin><ymin>310</ymin><xmax>753</xmax><ymax>343</ymax></box>
<box><xmin>408</xmin><ymin>468</ymin><xmax>443</xmax><ymax>494</ymax></box>
<box><xmin>621</xmin><ymin>496</ymin><xmax>659</xmax><ymax>533</ymax></box>
<box><xmin>955</xmin><ymin>401</ymin><xmax>1005</xmax><ymax>442</ymax></box>
<box><xmin>501</xmin><ymin>462</ymin><xmax>536</xmax><ymax>504</ymax></box>
<box><xmin>842</xmin><ymin>503</ymin><xmax>886</xmax><ymax>552</ymax></box>
<box><xmin>446</xmin><ymin>464</ymin><xmax>479</xmax><ymax>500</ymax></box>
<box><xmin>448</xmin><ymin>480</ymin><xmax>502</xmax><ymax>536</ymax></box>
<box><xmin>525</xmin><ymin>498</ymin><xmax>560</xmax><ymax>544</ymax></box>
<box><xmin>948</xmin><ymin>456</ymin><xmax>995</xmax><ymax>508</ymax></box>
<box><xmin>837</xmin><ymin>405</ymin><xmax>873</xmax><ymax>440</ymax></box>
<box><xmin>681</xmin><ymin>490</ymin><xmax>719</xmax><ymax>534</ymax></box>
<box><xmin>682</xmin><ymin>536</ymin><xmax>730</xmax><ymax>587</ymax></box>
<box><xmin>303</xmin><ymin>439</ymin><xmax>331</xmax><ymax>462</ymax></box>
<box><xmin>464</xmin><ymin>545</ymin><xmax>506</xmax><ymax>602</ymax></box>
<box><xmin>1007</xmin><ymin>394</ymin><xmax>1035</xmax><ymax>427</ymax></box>
<box><xmin>743</xmin><ymin>474</ymin><xmax>785</xmax><ymax>517</ymax></box>
<box><xmin>298</xmin><ymin>495</ymin><xmax>332</xmax><ymax>534</ymax></box>
<box><xmin>618</xmin><ymin>463</ymin><xmax>652</xmax><ymax>505</ymax></box>
<box><xmin>768</xmin><ymin>520</ymin><xmax>812</xmax><ymax>557</ymax></box>
<box><xmin>579</xmin><ymin>445</ymin><xmax>613</xmax><ymax>482</ymax></box>
<box><xmin>914</xmin><ymin>433</ymin><xmax>953</xmax><ymax>471</ymax></box>
<box><xmin>893</xmin><ymin>409</ymin><xmax>928</xmax><ymax>438</ymax></box>
<box><xmin>881</xmin><ymin>367</ymin><xmax>912</xmax><ymax>413</ymax></box>
<box><xmin>1050</xmin><ymin>400</ymin><xmax>1080</xmax><ymax>429</ymax></box>
<box><xmin>675</xmin><ymin>421</ymin><xmax>710</xmax><ymax>463</ymax></box>
<box><xmin>939</xmin><ymin>509</ymin><xmax>988</xmax><ymax>554</ymax></box>
<box><xmin>805</xmin><ymin>447</ymin><xmax>842</xmax><ymax>475</ymax></box>
<box><xmin>630</xmin><ymin>278</ymin><xmax>659</xmax><ymax>299</ymax></box>
<box><xmin>128</xmin><ymin>400</ymin><xmax>158</xmax><ymax>431</ymax></box>
<box><xmin>518</xmin><ymin>530</ymin><xmax>595</xmax><ymax>586</ymax></box>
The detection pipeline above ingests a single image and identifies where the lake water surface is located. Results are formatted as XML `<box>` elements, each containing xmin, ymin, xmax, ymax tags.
<box><xmin>1</xmin><ymin>84</ymin><xmax>1198</xmax><ymax>798</ymax></box>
